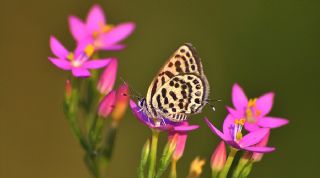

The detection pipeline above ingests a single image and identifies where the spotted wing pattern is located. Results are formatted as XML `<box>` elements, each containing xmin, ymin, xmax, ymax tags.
<box><xmin>152</xmin><ymin>74</ymin><xmax>209</xmax><ymax>122</ymax></box>
<box><xmin>145</xmin><ymin>43</ymin><xmax>209</xmax><ymax>121</ymax></box>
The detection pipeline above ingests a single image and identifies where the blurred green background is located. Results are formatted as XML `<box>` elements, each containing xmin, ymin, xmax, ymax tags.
<box><xmin>1</xmin><ymin>0</ymin><xmax>319</xmax><ymax>177</ymax></box>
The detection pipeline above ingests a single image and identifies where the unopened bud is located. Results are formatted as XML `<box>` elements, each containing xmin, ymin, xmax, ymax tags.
<box><xmin>210</xmin><ymin>141</ymin><xmax>226</xmax><ymax>172</ymax></box>
<box><xmin>98</xmin><ymin>91</ymin><xmax>116</xmax><ymax>118</ymax></box>
<box><xmin>111</xmin><ymin>84</ymin><xmax>129</xmax><ymax>122</ymax></box>
<box><xmin>97</xmin><ymin>59</ymin><xmax>117</xmax><ymax>95</ymax></box>
<box><xmin>65</xmin><ymin>80</ymin><xmax>72</xmax><ymax>99</ymax></box>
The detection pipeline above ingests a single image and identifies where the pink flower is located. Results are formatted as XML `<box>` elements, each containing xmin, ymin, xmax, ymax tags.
<box><xmin>97</xmin><ymin>59</ymin><xmax>118</xmax><ymax>94</ymax></box>
<box><xmin>130</xmin><ymin>100</ymin><xmax>199</xmax><ymax>132</ymax></box>
<box><xmin>68</xmin><ymin>4</ymin><xmax>135</xmax><ymax>51</ymax></box>
<box><xmin>205</xmin><ymin>117</ymin><xmax>275</xmax><ymax>153</ymax></box>
<box><xmin>227</xmin><ymin>83</ymin><xmax>289</xmax><ymax>131</ymax></box>
<box><xmin>210</xmin><ymin>141</ymin><xmax>226</xmax><ymax>172</ymax></box>
<box><xmin>48</xmin><ymin>36</ymin><xmax>111</xmax><ymax>77</ymax></box>
<box><xmin>98</xmin><ymin>90</ymin><xmax>116</xmax><ymax>118</ymax></box>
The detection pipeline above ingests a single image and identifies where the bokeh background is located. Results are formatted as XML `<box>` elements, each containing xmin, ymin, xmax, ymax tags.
<box><xmin>1</xmin><ymin>0</ymin><xmax>319</xmax><ymax>177</ymax></box>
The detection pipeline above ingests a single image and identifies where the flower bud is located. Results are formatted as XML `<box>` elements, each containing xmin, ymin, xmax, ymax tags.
<box><xmin>252</xmin><ymin>130</ymin><xmax>270</xmax><ymax>162</ymax></box>
<box><xmin>97</xmin><ymin>59</ymin><xmax>117</xmax><ymax>95</ymax></box>
<box><xmin>210</xmin><ymin>141</ymin><xmax>226</xmax><ymax>172</ymax></box>
<box><xmin>169</xmin><ymin>132</ymin><xmax>187</xmax><ymax>161</ymax></box>
<box><xmin>111</xmin><ymin>84</ymin><xmax>129</xmax><ymax>122</ymax></box>
<box><xmin>188</xmin><ymin>157</ymin><xmax>206</xmax><ymax>178</ymax></box>
<box><xmin>98</xmin><ymin>90</ymin><xmax>116</xmax><ymax>118</ymax></box>
<box><xmin>65</xmin><ymin>79</ymin><xmax>72</xmax><ymax>99</ymax></box>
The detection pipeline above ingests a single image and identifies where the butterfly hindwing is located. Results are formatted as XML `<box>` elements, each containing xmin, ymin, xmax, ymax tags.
<box><xmin>152</xmin><ymin>74</ymin><xmax>209</xmax><ymax>122</ymax></box>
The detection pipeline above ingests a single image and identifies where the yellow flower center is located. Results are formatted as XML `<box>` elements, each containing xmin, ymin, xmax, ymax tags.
<box><xmin>92</xmin><ymin>24</ymin><xmax>114</xmax><ymax>39</ymax></box>
<box><xmin>68</xmin><ymin>44</ymin><xmax>95</xmax><ymax>68</ymax></box>
<box><xmin>246</xmin><ymin>98</ymin><xmax>261</xmax><ymax>123</ymax></box>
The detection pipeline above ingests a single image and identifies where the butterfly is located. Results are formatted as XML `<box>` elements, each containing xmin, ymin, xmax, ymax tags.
<box><xmin>137</xmin><ymin>43</ymin><xmax>210</xmax><ymax>123</ymax></box>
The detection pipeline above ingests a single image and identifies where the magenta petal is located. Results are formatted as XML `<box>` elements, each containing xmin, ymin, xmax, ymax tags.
<box><xmin>50</xmin><ymin>36</ymin><xmax>69</xmax><ymax>59</ymax></box>
<box><xmin>232</xmin><ymin>83</ymin><xmax>248</xmax><ymax>110</ymax></box>
<box><xmin>244</xmin><ymin>146</ymin><xmax>275</xmax><ymax>153</ymax></box>
<box><xmin>82</xmin><ymin>59</ymin><xmax>111</xmax><ymax>69</ymax></box>
<box><xmin>174</xmin><ymin>125</ymin><xmax>199</xmax><ymax>132</ymax></box>
<box><xmin>226</xmin><ymin>106</ymin><xmax>243</xmax><ymax>118</ymax></box>
<box><xmin>48</xmin><ymin>57</ymin><xmax>72</xmax><ymax>70</ymax></box>
<box><xmin>256</xmin><ymin>92</ymin><xmax>274</xmax><ymax>116</ymax></box>
<box><xmin>98</xmin><ymin>22</ymin><xmax>135</xmax><ymax>46</ymax></box>
<box><xmin>244</xmin><ymin>122</ymin><xmax>260</xmax><ymax>132</ymax></box>
<box><xmin>72</xmin><ymin>68</ymin><xmax>91</xmax><ymax>77</ymax></box>
<box><xmin>258</xmin><ymin>116</ymin><xmax>289</xmax><ymax>128</ymax></box>
<box><xmin>129</xmin><ymin>100</ymin><xmax>154</xmax><ymax>127</ymax></box>
<box><xmin>69</xmin><ymin>16</ymin><xmax>88</xmax><ymax>41</ymax></box>
<box><xmin>101</xmin><ymin>44</ymin><xmax>126</xmax><ymax>51</ymax></box>
<box><xmin>86</xmin><ymin>4</ymin><xmax>106</xmax><ymax>33</ymax></box>
<box><xmin>239</xmin><ymin>128</ymin><xmax>269</xmax><ymax>147</ymax></box>
<box><xmin>222</xmin><ymin>114</ymin><xmax>235</xmax><ymax>140</ymax></box>
<box><xmin>205</xmin><ymin>118</ymin><xmax>229</xmax><ymax>141</ymax></box>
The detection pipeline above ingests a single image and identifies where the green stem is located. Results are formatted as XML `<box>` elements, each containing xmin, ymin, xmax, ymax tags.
<box><xmin>147</xmin><ymin>129</ymin><xmax>160</xmax><ymax>178</ymax></box>
<box><xmin>211</xmin><ymin>170</ymin><xmax>219</xmax><ymax>178</ymax></box>
<box><xmin>239</xmin><ymin>162</ymin><xmax>253</xmax><ymax>178</ymax></box>
<box><xmin>169</xmin><ymin>159</ymin><xmax>177</xmax><ymax>178</ymax></box>
<box><xmin>232</xmin><ymin>157</ymin><xmax>250</xmax><ymax>178</ymax></box>
<box><xmin>219</xmin><ymin>148</ymin><xmax>238</xmax><ymax>178</ymax></box>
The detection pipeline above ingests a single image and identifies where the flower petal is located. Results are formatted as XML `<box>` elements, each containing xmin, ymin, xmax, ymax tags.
<box><xmin>256</xmin><ymin>92</ymin><xmax>274</xmax><ymax>116</ymax></box>
<box><xmin>232</xmin><ymin>83</ymin><xmax>248</xmax><ymax>110</ymax></box>
<box><xmin>71</xmin><ymin>68</ymin><xmax>91</xmax><ymax>77</ymax></box>
<box><xmin>100</xmin><ymin>44</ymin><xmax>126</xmax><ymax>51</ymax></box>
<box><xmin>86</xmin><ymin>4</ymin><xmax>106</xmax><ymax>33</ymax></box>
<box><xmin>258</xmin><ymin>116</ymin><xmax>289</xmax><ymax>128</ymax></box>
<box><xmin>98</xmin><ymin>22</ymin><xmax>135</xmax><ymax>47</ymax></box>
<box><xmin>174</xmin><ymin>124</ymin><xmax>199</xmax><ymax>132</ymax></box>
<box><xmin>244</xmin><ymin>146</ymin><xmax>275</xmax><ymax>153</ymax></box>
<box><xmin>222</xmin><ymin>114</ymin><xmax>235</xmax><ymax>140</ymax></box>
<box><xmin>205</xmin><ymin>118</ymin><xmax>230</xmax><ymax>141</ymax></box>
<box><xmin>68</xmin><ymin>16</ymin><xmax>88</xmax><ymax>42</ymax></box>
<box><xmin>226</xmin><ymin>106</ymin><xmax>244</xmax><ymax>118</ymax></box>
<box><xmin>50</xmin><ymin>36</ymin><xmax>69</xmax><ymax>59</ymax></box>
<box><xmin>48</xmin><ymin>57</ymin><xmax>72</xmax><ymax>70</ymax></box>
<box><xmin>82</xmin><ymin>59</ymin><xmax>111</xmax><ymax>69</ymax></box>
<box><xmin>244</xmin><ymin>122</ymin><xmax>260</xmax><ymax>132</ymax></box>
<box><xmin>129</xmin><ymin>100</ymin><xmax>154</xmax><ymax>127</ymax></box>
<box><xmin>239</xmin><ymin>128</ymin><xmax>269</xmax><ymax>148</ymax></box>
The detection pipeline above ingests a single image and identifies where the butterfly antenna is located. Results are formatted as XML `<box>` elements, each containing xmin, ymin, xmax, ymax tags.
<box><xmin>120</xmin><ymin>77</ymin><xmax>142</xmax><ymax>100</ymax></box>
<box><xmin>206</xmin><ymin>98</ymin><xmax>222</xmax><ymax>112</ymax></box>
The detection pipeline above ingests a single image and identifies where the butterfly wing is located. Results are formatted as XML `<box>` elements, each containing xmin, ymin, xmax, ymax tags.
<box><xmin>145</xmin><ymin>43</ymin><xmax>209</xmax><ymax>120</ymax></box>
<box><xmin>152</xmin><ymin>73</ymin><xmax>209</xmax><ymax>122</ymax></box>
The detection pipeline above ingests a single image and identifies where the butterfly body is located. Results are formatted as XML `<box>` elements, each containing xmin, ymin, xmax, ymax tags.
<box><xmin>138</xmin><ymin>43</ymin><xmax>210</xmax><ymax>123</ymax></box>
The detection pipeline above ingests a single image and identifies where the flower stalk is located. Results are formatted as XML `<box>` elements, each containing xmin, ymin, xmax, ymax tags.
<box><xmin>138</xmin><ymin>139</ymin><xmax>151</xmax><ymax>178</ymax></box>
<box><xmin>169</xmin><ymin>159</ymin><xmax>177</xmax><ymax>178</ymax></box>
<box><xmin>147</xmin><ymin>128</ymin><xmax>160</xmax><ymax>178</ymax></box>
<box><xmin>218</xmin><ymin>148</ymin><xmax>238</xmax><ymax>178</ymax></box>
<box><xmin>232</xmin><ymin>152</ymin><xmax>251</xmax><ymax>178</ymax></box>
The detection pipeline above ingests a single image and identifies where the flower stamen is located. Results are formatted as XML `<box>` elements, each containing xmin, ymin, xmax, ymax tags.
<box><xmin>233</xmin><ymin>118</ymin><xmax>245</xmax><ymax>142</ymax></box>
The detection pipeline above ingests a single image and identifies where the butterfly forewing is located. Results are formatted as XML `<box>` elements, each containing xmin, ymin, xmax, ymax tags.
<box><xmin>144</xmin><ymin>43</ymin><xmax>210</xmax><ymax>122</ymax></box>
